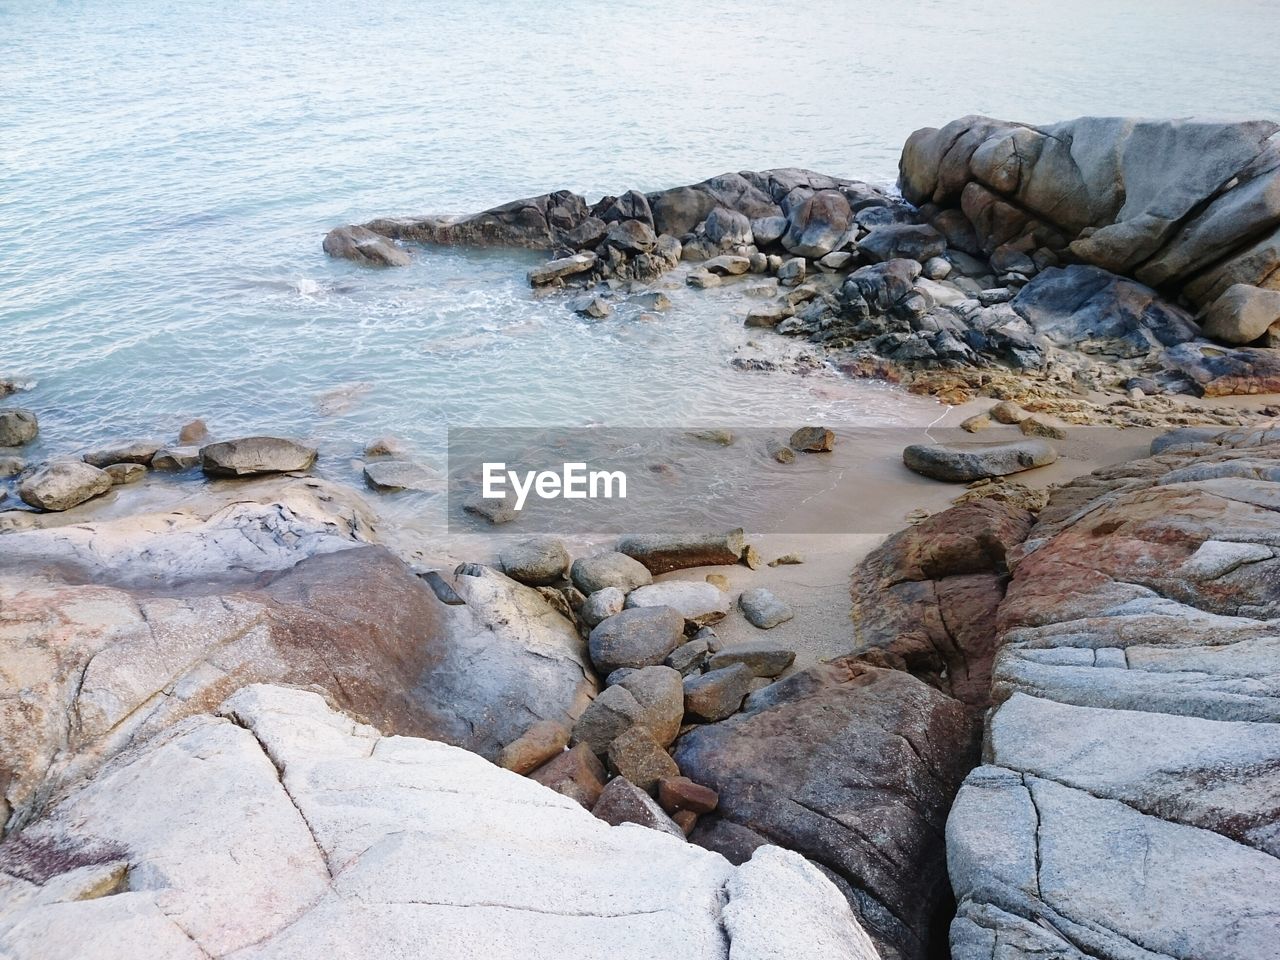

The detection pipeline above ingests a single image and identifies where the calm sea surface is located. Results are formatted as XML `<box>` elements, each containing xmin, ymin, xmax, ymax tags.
<box><xmin>3</xmin><ymin>1</ymin><xmax>1278</xmax><ymax>477</ymax></box>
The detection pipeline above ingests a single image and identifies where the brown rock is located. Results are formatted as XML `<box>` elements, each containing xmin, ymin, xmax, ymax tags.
<box><xmin>615</xmin><ymin>530</ymin><xmax>745</xmax><ymax>575</ymax></box>
<box><xmin>103</xmin><ymin>462</ymin><xmax>146</xmax><ymax>485</ymax></box>
<box><xmin>178</xmin><ymin>419</ymin><xmax>209</xmax><ymax>444</ymax></box>
<box><xmin>1019</xmin><ymin>417</ymin><xmax>1067</xmax><ymax>440</ymax></box>
<box><xmin>766</xmin><ymin>439</ymin><xmax>796</xmax><ymax>463</ymax></box>
<box><xmin>616</xmin><ymin>665</ymin><xmax>685</xmax><ymax>747</ymax></box>
<box><xmin>672</xmin><ymin>810</ymin><xmax>698</xmax><ymax>835</ymax></box>
<box><xmin>528</xmin><ymin>742</ymin><xmax>606</xmax><ymax>808</ymax></box>
<box><xmin>498</xmin><ymin>720</ymin><xmax>570</xmax><ymax>775</ymax></box>
<box><xmin>590</xmin><ymin>777</ymin><xmax>684</xmax><ymax>838</ymax></box>
<box><xmin>990</xmin><ymin>400</ymin><xmax>1028</xmax><ymax>424</ymax></box>
<box><xmin>789</xmin><ymin>425</ymin><xmax>835</xmax><ymax>452</ymax></box>
<box><xmin>607</xmin><ymin>727</ymin><xmax>679</xmax><ymax>793</ymax></box>
<box><xmin>658</xmin><ymin>775</ymin><xmax>719</xmax><ymax>815</ymax></box>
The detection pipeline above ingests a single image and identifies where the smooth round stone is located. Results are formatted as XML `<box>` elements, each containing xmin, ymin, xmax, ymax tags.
<box><xmin>625</xmin><ymin>580</ymin><xmax>728</xmax><ymax>626</ymax></box>
<box><xmin>587</xmin><ymin>606</ymin><xmax>684</xmax><ymax>675</ymax></box>
<box><xmin>738</xmin><ymin>588</ymin><xmax>794</xmax><ymax>630</ymax></box>
<box><xmin>498</xmin><ymin>537</ymin><xmax>571</xmax><ymax>586</ymax></box>
<box><xmin>18</xmin><ymin>460</ymin><xmax>112</xmax><ymax>512</ymax></box>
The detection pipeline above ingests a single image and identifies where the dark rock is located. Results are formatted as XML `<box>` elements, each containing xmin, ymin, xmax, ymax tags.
<box><xmin>0</xmin><ymin>409</ymin><xmax>38</xmax><ymax>448</ymax></box>
<box><xmin>587</xmin><ymin>606</ymin><xmax>684</xmax><ymax>675</ymax></box>
<box><xmin>616</xmin><ymin>665</ymin><xmax>685</xmax><ymax>747</ymax></box>
<box><xmin>591</xmin><ymin>776</ymin><xmax>685</xmax><ymax>838</ymax></box>
<box><xmin>859</xmin><ymin>224</ymin><xmax>946</xmax><ymax>263</ymax></box>
<box><xmin>616</xmin><ymin>530</ymin><xmax>745</xmax><ymax>574</ymax></box>
<box><xmin>750</xmin><ymin>215</ymin><xmax>789</xmax><ymax>245</ymax></box>
<box><xmin>592</xmin><ymin>190</ymin><xmax>654</xmax><ymax>228</ymax></box>
<box><xmin>902</xmin><ymin>439</ymin><xmax>1058</xmax><ymax>483</ymax></box>
<box><xmin>322</xmin><ymin>224</ymin><xmax>411</xmax><ymax>266</ymax></box>
<box><xmin>703</xmin><ymin>207</ymin><xmax>753</xmax><ymax>247</ymax></box>
<box><xmin>707</xmin><ymin>641</ymin><xmax>796</xmax><ymax>678</ymax></box>
<box><xmin>571</xmin><ymin>551</ymin><xmax>653</xmax><ymax>594</ymax></box>
<box><xmin>683</xmin><ymin>663</ymin><xmax>754</xmax><ymax>722</ymax></box>
<box><xmin>604</xmin><ymin>219</ymin><xmax>658</xmax><ymax>254</ymax></box>
<box><xmin>200</xmin><ymin>437</ymin><xmax>317</xmax><ymax>477</ymax></box>
<box><xmin>782</xmin><ymin>190</ymin><xmax>853</xmax><ymax>259</ymax></box>
<box><xmin>1164</xmin><ymin>340</ymin><xmax>1280</xmax><ymax>396</ymax></box>
<box><xmin>676</xmin><ymin>661</ymin><xmax>980</xmax><ymax>960</ymax></box>
<box><xmin>529</xmin><ymin>742</ymin><xmax>607</xmax><ymax>808</ymax></box>
<box><xmin>664</xmin><ymin>637</ymin><xmax>710</xmax><ymax>676</ymax></box>
<box><xmin>366</xmin><ymin>189</ymin><xmax>590</xmax><ymax>249</ymax></box>
<box><xmin>789</xmin><ymin>426</ymin><xmax>834</xmax><ymax>452</ymax></box>
<box><xmin>570</xmin><ymin>684</ymin><xmax>645</xmax><ymax>757</ymax></box>
<box><xmin>607</xmin><ymin>726</ymin><xmax>679</xmax><ymax>792</ymax></box>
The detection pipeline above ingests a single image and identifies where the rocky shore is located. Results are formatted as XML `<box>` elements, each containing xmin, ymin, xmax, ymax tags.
<box><xmin>3</xmin><ymin>115</ymin><xmax>1280</xmax><ymax>960</ymax></box>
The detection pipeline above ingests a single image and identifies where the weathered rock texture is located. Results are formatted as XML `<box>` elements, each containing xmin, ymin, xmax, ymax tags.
<box><xmin>0</xmin><ymin>479</ymin><xmax>593</xmax><ymax>836</ymax></box>
<box><xmin>0</xmin><ymin>684</ymin><xmax>881</xmax><ymax>960</ymax></box>
<box><xmin>947</xmin><ymin>428</ymin><xmax>1280</xmax><ymax>959</ymax></box>
<box><xmin>901</xmin><ymin>115</ymin><xmax>1280</xmax><ymax>344</ymax></box>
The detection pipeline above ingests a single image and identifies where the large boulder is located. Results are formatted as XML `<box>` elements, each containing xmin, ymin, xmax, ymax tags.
<box><xmin>676</xmin><ymin>660</ymin><xmax>980</xmax><ymax>960</ymax></box>
<box><xmin>1164</xmin><ymin>340</ymin><xmax>1280</xmax><ymax>396</ymax></box>
<box><xmin>17</xmin><ymin>461</ymin><xmax>112</xmax><ymax>512</ymax></box>
<box><xmin>364</xmin><ymin>190</ymin><xmax>591</xmax><ymax>250</ymax></box>
<box><xmin>0</xmin><ymin>683</ymin><xmax>880</xmax><ymax>960</ymax></box>
<box><xmin>781</xmin><ymin>190</ymin><xmax>853</xmax><ymax>259</ymax></box>
<box><xmin>947</xmin><ymin>431</ymin><xmax>1280</xmax><ymax>959</ymax></box>
<box><xmin>200</xmin><ymin>436</ymin><xmax>317</xmax><ymax>477</ymax></box>
<box><xmin>0</xmin><ymin>479</ymin><xmax>594</xmax><ymax>835</ymax></box>
<box><xmin>321</xmin><ymin>224</ymin><xmax>411</xmax><ymax>266</ymax></box>
<box><xmin>1200</xmin><ymin>283</ymin><xmax>1280</xmax><ymax>345</ymax></box>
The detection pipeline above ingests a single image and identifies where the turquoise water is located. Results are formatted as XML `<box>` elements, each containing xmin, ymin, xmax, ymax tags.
<box><xmin>3</xmin><ymin>0</ymin><xmax>1279</xmax><ymax>470</ymax></box>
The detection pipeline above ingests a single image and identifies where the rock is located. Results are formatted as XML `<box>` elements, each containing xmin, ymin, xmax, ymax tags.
<box><xmin>81</xmin><ymin>441</ymin><xmax>160</xmax><ymax>468</ymax></box>
<box><xmin>1202</xmin><ymin>283</ymin><xmax>1280</xmax><ymax>344</ymax></box>
<box><xmin>902</xmin><ymin>439</ymin><xmax>1058</xmax><ymax>483</ymax></box>
<box><xmin>683</xmin><ymin>663</ymin><xmax>754</xmax><ymax>722</ymax></box>
<box><xmin>767</xmin><ymin>553</ymin><xmax>802</xmax><ymax>567</ymax></box>
<box><xmin>604</xmin><ymin>219</ymin><xmax>658</xmax><ymax>254</ymax></box>
<box><xmin>677</xmin><ymin>661</ymin><xmax>980</xmax><ymax>960</ymax></box>
<box><xmin>528</xmin><ymin>251</ymin><xmax>597</xmax><ymax>285</ymax></box>
<box><xmin>626</xmin><ymin>581</ymin><xmax>729</xmax><ymax>626</ymax></box>
<box><xmin>616</xmin><ymin>665</ymin><xmax>686</xmax><ymax>747</ymax></box>
<box><xmin>178</xmin><ymin>418</ymin><xmax>209</xmax><ymax>444</ymax></box>
<box><xmin>594</xmin><ymin>190</ymin><xmax>654</xmax><ymax>227</ymax></box>
<box><xmin>766</xmin><ymin>439</ymin><xmax>796</xmax><ymax>463</ymax></box>
<box><xmin>607</xmin><ymin>726</ymin><xmax>680</xmax><ymax>792</ymax></box>
<box><xmin>782</xmin><ymin>190</ymin><xmax>852</xmax><ymax>259</ymax></box>
<box><xmin>1164</xmin><ymin>340</ymin><xmax>1280</xmax><ymax>396</ymax></box>
<box><xmin>665</xmin><ymin>637</ymin><xmax>711</xmax><ymax>676</ymax></box>
<box><xmin>570</xmin><ymin>683</ymin><xmax>646</xmax><ymax>756</ymax></box>
<box><xmin>789</xmin><ymin>425</ymin><xmax>834</xmax><ymax>452</ymax></box>
<box><xmin>322</xmin><ymin>224</ymin><xmax>411</xmax><ymax>266</ymax></box>
<box><xmin>1012</xmin><ymin>264</ymin><xmax>1200</xmax><ymax>358</ymax></box>
<box><xmin>0</xmin><ymin>455</ymin><xmax>23</xmax><ymax>478</ymax></box>
<box><xmin>151</xmin><ymin>446</ymin><xmax>200</xmax><ymax>470</ymax></box>
<box><xmin>703</xmin><ymin>254</ymin><xmax>751</xmax><ymax>276</ymax></box>
<box><xmin>960</xmin><ymin>413</ymin><xmax>992</xmax><ymax>433</ymax></box>
<box><xmin>571</xmin><ymin>551</ymin><xmax>654</xmax><ymax>594</ymax></box>
<box><xmin>707</xmin><ymin>641</ymin><xmax>796</xmax><ymax>678</ymax></box>
<box><xmin>463</xmin><ymin>490</ymin><xmax>517</xmax><ymax>523</ymax></box>
<box><xmin>776</xmin><ymin>257</ymin><xmax>806</xmax><ymax>284</ymax></box>
<box><xmin>0</xmin><ymin>683</ymin><xmax>878</xmax><ymax>958</ymax></box>
<box><xmin>744</xmin><ymin>303</ymin><xmax>793</xmax><ymax>327</ymax></box>
<box><xmin>498</xmin><ymin>719</ymin><xmax>570</xmax><ymax>775</ymax></box>
<box><xmin>568</xmin><ymin>294</ymin><xmax>613</xmax><ymax>319</ymax></box>
<box><xmin>673</xmin><ymin>809</ymin><xmax>698</xmax><ymax>835</ymax></box>
<box><xmin>859</xmin><ymin>223</ymin><xmax>945</xmax><ymax>263</ymax></box>
<box><xmin>498</xmin><ymin>536</ymin><xmax>571</xmax><ymax>586</ymax></box>
<box><xmin>200</xmin><ymin>436</ymin><xmax>317</xmax><ymax>477</ymax></box>
<box><xmin>103</xmin><ymin>462</ymin><xmax>146</xmax><ymax>485</ymax></box>
<box><xmin>658</xmin><ymin>776</ymin><xmax>719</xmax><ymax>815</ymax></box>
<box><xmin>630</xmin><ymin>290</ymin><xmax>672</xmax><ymax>311</ymax></box>
<box><xmin>851</xmin><ymin>499</ymin><xmax>1032</xmax><ymax>708</ymax></box>
<box><xmin>617</xmin><ymin>530</ymin><xmax>746</xmax><ymax>574</ymax></box>
<box><xmin>364</xmin><ymin>188</ymin><xmax>591</xmax><ymax>249</ymax></box>
<box><xmin>741</xmin><ymin>544</ymin><xmax>763</xmax><ymax>570</ymax></box>
<box><xmin>686</xmin><ymin>269</ymin><xmax>721</xmax><ymax>289</ymax></box>
<box><xmin>922</xmin><ymin>256</ymin><xmax>952</xmax><ymax>280</ymax></box>
<box><xmin>738</xmin><ymin>588</ymin><xmax>793</xmax><ymax>629</ymax></box>
<box><xmin>528</xmin><ymin>741</ymin><xmax>607</xmax><ymax>808</ymax></box>
<box><xmin>686</xmin><ymin>428</ymin><xmax>735</xmax><ymax>446</ymax></box>
<box><xmin>1018</xmin><ymin>417</ymin><xmax>1067</xmax><ymax>440</ymax></box>
<box><xmin>819</xmin><ymin>251</ymin><xmax>854</xmax><ymax>271</ymax></box>
<box><xmin>750</xmin><ymin>215</ymin><xmax>788</xmax><ymax>245</ymax></box>
<box><xmin>362</xmin><ymin>459</ymin><xmax>437</xmax><ymax>492</ymax></box>
<box><xmin>588</xmin><ymin>606</ymin><xmax>685</xmax><ymax>675</ymax></box>
<box><xmin>581</xmin><ymin>586</ymin><xmax>626</xmax><ymax>627</ymax></box>
<box><xmin>591</xmin><ymin>776</ymin><xmax>685</xmax><ymax>839</ymax></box>
<box><xmin>989</xmin><ymin>400</ymin><xmax>1028</xmax><ymax>424</ymax></box>
<box><xmin>18</xmin><ymin>461</ymin><xmax>113</xmax><ymax>512</ymax></box>
<box><xmin>0</xmin><ymin>408</ymin><xmax>38</xmax><ymax>447</ymax></box>
<box><xmin>947</xmin><ymin>433</ymin><xmax>1280</xmax><ymax>960</ymax></box>
<box><xmin>703</xmin><ymin>207</ymin><xmax>753</xmax><ymax>247</ymax></box>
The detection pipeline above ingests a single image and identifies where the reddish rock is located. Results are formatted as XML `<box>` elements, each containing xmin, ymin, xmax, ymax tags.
<box><xmin>498</xmin><ymin>720</ymin><xmax>570</xmax><ymax>775</ymax></box>
<box><xmin>658</xmin><ymin>776</ymin><xmax>719</xmax><ymax>815</ymax></box>
<box><xmin>591</xmin><ymin>777</ymin><xmax>684</xmax><ymax>838</ymax></box>
<box><xmin>672</xmin><ymin>810</ymin><xmax>698</xmax><ymax>836</ymax></box>
<box><xmin>528</xmin><ymin>743</ymin><xmax>607</xmax><ymax>809</ymax></box>
<box><xmin>606</xmin><ymin>727</ymin><xmax>679</xmax><ymax>793</ymax></box>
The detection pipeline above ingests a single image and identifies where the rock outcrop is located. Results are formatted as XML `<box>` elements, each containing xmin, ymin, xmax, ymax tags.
<box><xmin>947</xmin><ymin>428</ymin><xmax>1280</xmax><ymax>959</ymax></box>
<box><xmin>0</xmin><ymin>683</ymin><xmax>881</xmax><ymax>960</ymax></box>
<box><xmin>901</xmin><ymin>115</ymin><xmax>1280</xmax><ymax>346</ymax></box>
<box><xmin>0</xmin><ymin>479</ymin><xmax>594</xmax><ymax>835</ymax></box>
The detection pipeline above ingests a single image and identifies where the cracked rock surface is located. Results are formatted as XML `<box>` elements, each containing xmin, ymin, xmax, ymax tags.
<box><xmin>0</xmin><ymin>684</ymin><xmax>880</xmax><ymax>960</ymax></box>
<box><xmin>947</xmin><ymin>428</ymin><xmax>1280</xmax><ymax>959</ymax></box>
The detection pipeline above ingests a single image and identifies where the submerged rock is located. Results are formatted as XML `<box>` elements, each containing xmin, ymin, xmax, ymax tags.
<box><xmin>0</xmin><ymin>408</ymin><xmax>38</xmax><ymax>447</ymax></box>
<box><xmin>362</xmin><ymin>458</ymin><xmax>438</xmax><ymax>492</ymax></box>
<box><xmin>322</xmin><ymin>223</ymin><xmax>412</xmax><ymax>266</ymax></box>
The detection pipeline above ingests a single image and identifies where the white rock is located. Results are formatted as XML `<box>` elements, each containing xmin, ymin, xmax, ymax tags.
<box><xmin>625</xmin><ymin>580</ymin><xmax>729</xmax><ymax>626</ymax></box>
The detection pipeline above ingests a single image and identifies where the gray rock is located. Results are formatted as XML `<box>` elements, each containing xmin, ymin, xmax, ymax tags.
<box><xmin>499</xmin><ymin>536</ymin><xmax>571</xmax><ymax>586</ymax></box>
<box><xmin>626</xmin><ymin>581</ymin><xmax>729</xmax><ymax>626</ymax></box>
<box><xmin>463</xmin><ymin>490</ymin><xmax>518</xmax><ymax>524</ymax></box>
<box><xmin>776</xmin><ymin>257</ymin><xmax>806</xmax><ymax>284</ymax></box>
<box><xmin>362</xmin><ymin>459</ymin><xmax>438</xmax><ymax>492</ymax></box>
<box><xmin>859</xmin><ymin>223</ymin><xmax>945</xmax><ymax>263</ymax></box>
<box><xmin>151</xmin><ymin>446</ymin><xmax>200</xmax><ymax>470</ymax></box>
<box><xmin>703</xmin><ymin>254</ymin><xmax>751</xmax><ymax>276</ymax></box>
<box><xmin>708</xmin><ymin>641</ymin><xmax>796</xmax><ymax>678</ymax></box>
<box><xmin>571</xmin><ymin>684</ymin><xmax>645</xmax><ymax>756</ymax></box>
<box><xmin>738</xmin><ymin>588</ymin><xmax>793</xmax><ymax>629</ymax></box>
<box><xmin>322</xmin><ymin>224</ymin><xmax>411</xmax><ymax>266</ymax></box>
<box><xmin>605</xmin><ymin>667</ymin><xmax>638</xmax><ymax>687</ymax></box>
<box><xmin>686</xmin><ymin>269</ymin><xmax>722</xmax><ymax>289</ymax></box>
<box><xmin>684</xmin><ymin>663</ymin><xmax>755</xmax><ymax>722</ymax></box>
<box><xmin>782</xmin><ymin>190</ymin><xmax>852</xmax><ymax>259</ymax></box>
<box><xmin>591</xmin><ymin>775</ymin><xmax>685</xmax><ymax>838</ymax></box>
<box><xmin>528</xmin><ymin>251</ymin><xmax>597</xmax><ymax>286</ymax></box>
<box><xmin>629</xmin><ymin>290</ymin><xmax>672</xmax><ymax>312</ymax></box>
<box><xmin>0</xmin><ymin>408</ymin><xmax>38</xmax><ymax>447</ymax></box>
<box><xmin>581</xmin><ymin>586</ymin><xmax>626</xmax><ymax>627</ymax></box>
<box><xmin>1201</xmin><ymin>282</ymin><xmax>1280</xmax><ymax>345</ymax></box>
<box><xmin>605</xmin><ymin>218</ymin><xmax>658</xmax><ymax>253</ymax></box>
<box><xmin>749</xmin><ymin>215</ymin><xmax>789</xmax><ymax>245</ymax></box>
<box><xmin>818</xmin><ymin>251</ymin><xmax>854</xmax><ymax>271</ymax></box>
<box><xmin>200</xmin><ymin>436</ymin><xmax>317</xmax><ymax>477</ymax></box>
<box><xmin>922</xmin><ymin>256</ymin><xmax>952</xmax><ymax>280</ymax></box>
<box><xmin>81</xmin><ymin>441</ymin><xmax>160</xmax><ymax>468</ymax></box>
<box><xmin>0</xmin><ymin>455</ymin><xmax>25</xmax><ymax>478</ymax></box>
<box><xmin>703</xmin><ymin>207</ymin><xmax>753</xmax><ymax>247</ymax></box>
<box><xmin>665</xmin><ymin>637</ymin><xmax>711</xmax><ymax>676</ymax></box>
<box><xmin>18</xmin><ymin>461</ymin><xmax>113</xmax><ymax>512</ymax></box>
<box><xmin>744</xmin><ymin>303</ymin><xmax>793</xmax><ymax>328</ymax></box>
<box><xmin>588</xmin><ymin>606</ymin><xmax>685</xmax><ymax>675</ymax></box>
<box><xmin>617</xmin><ymin>665</ymin><xmax>686</xmax><ymax>746</ymax></box>
<box><xmin>902</xmin><ymin>439</ymin><xmax>1058</xmax><ymax>483</ymax></box>
<box><xmin>104</xmin><ymin>462</ymin><xmax>147</xmax><ymax>485</ymax></box>
<box><xmin>568</xmin><ymin>294</ymin><xmax>614</xmax><ymax>319</ymax></box>
<box><xmin>571</xmin><ymin>551</ymin><xmax>653</xmax><ymax>594</ymax></box>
